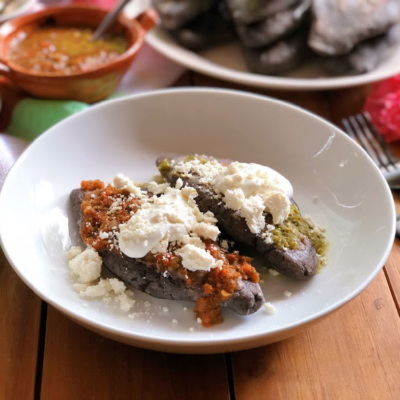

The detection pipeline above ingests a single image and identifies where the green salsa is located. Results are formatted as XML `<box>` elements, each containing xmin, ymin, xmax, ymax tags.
<box><xmin>266</xmin><ymin>204</ymin><xmax>328</xmax><ymax>268</ymax></box>
<box><xmin>158</xmin><ymin>159</ymin><xmax>172</xmax><ymax>176</ymax></box>
<box><xmin>158</xmin><ymin>156</ymin><xmax>328</xmax><ymax>268</ymax></box>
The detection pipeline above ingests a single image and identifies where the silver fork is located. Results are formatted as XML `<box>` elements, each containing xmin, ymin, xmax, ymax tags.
<box><xmin>342</xmin><ymin>112</ymin><xmax>400</xmax><ymax>238</ymax></box>
<box><xmin>342</xmin><ymin>112</ymin><xmax>400</xmax><ymax>189</ymax></box>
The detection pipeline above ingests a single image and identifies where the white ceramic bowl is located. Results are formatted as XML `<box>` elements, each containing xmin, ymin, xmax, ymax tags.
<box><xmin>0</xmin><ymin>89</ymin><xmax>395</xmax><ymax>353</ymax></box>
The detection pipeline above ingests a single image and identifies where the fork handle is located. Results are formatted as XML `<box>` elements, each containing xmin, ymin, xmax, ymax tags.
<box><xmin>384</xmin><ymin>169</ymin><xmax>400</xmax><ymax>190</ymax></box>
<box><xmin>396</xmin><ymin>215</ymin><xmax>400</xmax><ymax>240</ymax></box>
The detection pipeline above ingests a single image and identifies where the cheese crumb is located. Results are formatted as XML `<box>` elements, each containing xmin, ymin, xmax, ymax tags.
<box><xmin>220</xmin><ymin>240</ymin><xmax>229</xmax><ymax>251</ymax></box>
<box><xmin>112</xmin><ymin>174</ymin><xmax>143</xmax><ymax>198</ymax></box>
<box><xmin>162</xmin><ymin>307</ymin><xmax>169</xmax><ymax>313</ymax></box>
<box><xmin>117</xmin><ymin>292</ymin><xmax>135</xmax><ymax>312</ymax></box>
<box><xmin>78</xmin><ymin>279</ymin><xmax>112</xmax><ymax>298</ymax></box>
<box><xmin>283</xmin><ymin>290</ymin><xmax>292</xmax><ymax>298</ymax></box>
<box><xmin>66</xmin><ymin>246</ymin><xmax>83</xmax><ymax>261</ymax></box>
<box><xmin>174</xmin><ymin>157</ymin><xmax>225</xmax><ymax>186</ymax></box>
<box><xmin>172</xmin><ymin>319</ymin><xmax>178</xmax><ymax>324</ymax></box>
<box><xmin>175</xmin><ymin>178</ymin><xmax>183</xmax><ymax>189</ymax></box>
<box><xmin>191</xmin><ymin>222</ymin><xmax>219</xmax><ymax>241</ymax></box>
<box><xmin>109</xmin><ymin>278</ymin><xmax>126</xmax><ymax>295</ymax></box>
<box><xmin>189</xmin><ymin>327</ymin><xmax>195</xmax><ymax>332</ymax></box>
<box><xmin>264</xmin><ymin>302</ymin><xmax>276</xmax><ymax>315</ymax></box>
<box><xmin>72</xmin><ymin>283</ymin><xmax>87</xmax><ymax>292</ymax></box>
<box><xmin>268</xmin><ymin>269</ymin><xmax>280</xmax><ymax>277</ymax></box>
<box><xmin>175</xmin><ymin>244</ymin><xmax>222</xmax><ymax>272</ymax></box>
<box><xmin>99</xmin><ymin>231</ymin><xmax>109</xmax><ymax>240</ymax></box>
<box><xmin>147</xmin><ymin>181</ymin><xmax>170</xmax><ymax>195</ymax></box>
<box><xmin>69</xmin><ymin>247</ymin><xmax>102</xmax><ymax>284</ymax></box>
<box><xmin>197</xmin><ymin>317</ymin><xmax>202</xmax><ymax>324</ymax></box>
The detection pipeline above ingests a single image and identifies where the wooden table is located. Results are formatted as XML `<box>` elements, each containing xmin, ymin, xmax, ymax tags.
<box><xmin>2</xmin><ymin>72</ymin><xmax>400</xmax><ymax>400</ymax></box>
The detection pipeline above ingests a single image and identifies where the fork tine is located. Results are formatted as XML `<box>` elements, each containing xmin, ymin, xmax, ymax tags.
<box><xmin>355</xmin><ymin>113</ymin><xmax>390</xmax><ymax>169</ymax></box>
<box><xmin>363</xmin><ymin>112</ymin><xmax>399</xmax><ymax>166</ymax></box>
<box><xmin>342</xmin><ymin>118</ymin><xmax>357</xmax><ymax>140</ymax></box>
<box><xmin>347</xmin><ymin>116</ymin><xmax>380</xmax><ymax>166</ymax></box>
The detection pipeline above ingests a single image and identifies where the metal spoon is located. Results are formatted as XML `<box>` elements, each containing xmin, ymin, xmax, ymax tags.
<box><xmin>0</xmin><ymin>0</ymin><xmax>18</xmax><ymax>15</ymax></box>
<box><xmin>90</xmin><ymin>0</ymin><xmax>132</xmax><ymax>42</ymax></box>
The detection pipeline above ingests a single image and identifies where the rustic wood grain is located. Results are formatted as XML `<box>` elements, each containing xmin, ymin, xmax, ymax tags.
<box><xmin>324</xmin><ymin>86</ymin><xmax>373</xmax><ymax>124</ymax></box>
<box><xmin>171</xmin><ymin>70</ymin><xmax>192</xmax><ymax>87</ymax></box>
<box><xmin>192</xmin><ymin>73</ymin><xmax>332</xmax><ymax>117</ymax></box>
<box><xmin>385</xmin><ymin>242</ymin><xmax>400</xmax><ymax>314</ymax></box>
<box><xmin>382</xmin><ymin>142</ymin><xmax>400</xmax><ymax>313</ymax></box>
<box><xmin>232</xmin><ymin>270</ymin><xmax>400</xmax><ymax>400</ymax></box>
<box><xmin>0</xmin><ymin>251</ymin><xmax>41</xmax><ymax>400</ymax></box>
<box><xmin>40</xmin><ymin>306</ymin><xmax>230</xmax><ymax>400</ymax></box>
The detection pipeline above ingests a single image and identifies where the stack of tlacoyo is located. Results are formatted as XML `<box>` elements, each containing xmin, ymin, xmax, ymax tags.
<box><xmin>67</xmin><ymin>155</ymin><xmax>327</xmax><ymax>327</ymax></box>
<box><xmin>152</xmin><ymin>0</ymin><xmax>400</xmax><ymax>76</ymax></box>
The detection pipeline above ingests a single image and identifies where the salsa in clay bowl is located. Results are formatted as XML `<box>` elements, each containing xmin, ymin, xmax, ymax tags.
<box><xmin>0</xmin><ymin>5</ymin><xmax>157</xmax><ymax>103</ymax></box>
<box><xmin>7</xmin><ymin>26</ymin><xmax>128</xmax><ymax>75</ymax></box>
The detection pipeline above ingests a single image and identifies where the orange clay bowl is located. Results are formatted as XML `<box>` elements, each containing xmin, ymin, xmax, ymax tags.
<box><xmin>0</xmin><ymin>6</ymin><xmax>157</xmax><ymax>103</ymax></box>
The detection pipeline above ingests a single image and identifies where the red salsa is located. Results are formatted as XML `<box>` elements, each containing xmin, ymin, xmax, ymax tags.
<box><xmin>80</xmin><ymin>180</ymin><xmax>260</xmax><ymax>327</ymax></box>
<box><xmin>8</xmin><ymin>27</ymin><xmax>127</xmax><ymax>75</ymax></box>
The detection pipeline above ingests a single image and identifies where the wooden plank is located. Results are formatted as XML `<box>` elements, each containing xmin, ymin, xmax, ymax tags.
<box><xmin>172</xmin><ymin>70</ymin><xmax>192</xmax><ymax>87</ymax></box>
<box><xmin>40</xmin><ymin>306</ymin><xmax>230</xmax><ymax>400</ymax></box>
<box><xmin>232</xmin><ymin>270</ymin><xmax>400</xmax><ymax>400</ymax></box>
<box><xmin>192</xmin><ymin>73</ymin><xmax>332</xmax><ymax>117</ymax></box>
<box><xmin>382</xmin><ymin>142</ymin><xmax>400</xmax><ymax>312</ymax></box>
<box><xmin>0</xmin><ymin>250</ymin><xmax>41</xmax><ymax>400</ymax></box>
<box><xmin>385</xmin><ymin>242</ymin><xmax>400</xmax><ymax>314</ymax></box>
<box><xmin>325</xmin><ymin>86</ymin><xmax>373</xmax><ymax>124</ymax></box>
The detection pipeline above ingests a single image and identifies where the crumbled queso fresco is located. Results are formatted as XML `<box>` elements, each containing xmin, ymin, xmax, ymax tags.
<box><xmin>264</xmin><ymin>302</ymin><xmax>276</xmax><ymax>315</ymax></box>
<box><xmin>66</xmin><ymin>246</ymin><xmax>136</xmax><ymax>312</ymax></box>
<box><xmin>117</xmin><ymin>176</ymin><xmax>223</xmax><ymax>272</ymax></box>
<box><xmin>66</xmin><ymin>164</ymin><xmax>327</xmax><ymax>323</ymax></box>
<box><xmin>65</xmin><ymin>174</ymin><xmax>235</xmax><ymax>317</ymax></box>
<box><xmin>173</xmin><ymin>159</ymin><xmax>293</xmax><ymax>234</ymax></box>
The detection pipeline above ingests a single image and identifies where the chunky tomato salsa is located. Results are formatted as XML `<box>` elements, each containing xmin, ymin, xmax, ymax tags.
<box><xmin>80</xmin><ymin>180</ymin><xmax>260</xmax><ymax>327</ymax></box>
<box><xmin>8</xmin><ymin>27</ymin><xmax>127</xmax><ymax>75</ymax></box>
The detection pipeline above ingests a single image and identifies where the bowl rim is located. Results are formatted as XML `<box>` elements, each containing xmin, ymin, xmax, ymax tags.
<box><xmin>0</xmin><ymin>87</ymin><xmax>396</xmax><ymax>349</ymax></box>
<box><xmin>0</xmin><ymin>5</ymin><xmax>145</xmax><ymax>78</ymax></box>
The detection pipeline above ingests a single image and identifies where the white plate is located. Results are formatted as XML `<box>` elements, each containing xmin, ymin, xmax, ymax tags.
<box><xmin>145</xmin><ymin>26</ymin><xmax>400</xmax><ymax>91</ymax></box>
<box><xmin>0</xmin><ymin>89</ymin><xmax>395</xmax><ymax>353</ymax></box>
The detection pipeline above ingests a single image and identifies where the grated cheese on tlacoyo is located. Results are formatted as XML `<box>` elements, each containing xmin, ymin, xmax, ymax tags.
<box><xmin>117</xmin><ymin>179</ymin><xmax>222</xmax><ymax>272</ymax></box>
<box><xmin>173</xmin><ymin>158</ymin><xmax>294</xmax><ymax>234</ymax></box>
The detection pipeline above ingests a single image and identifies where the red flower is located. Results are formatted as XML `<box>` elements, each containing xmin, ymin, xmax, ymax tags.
<box><xmin>363</xmin><ymin>75</ymin><xmax>400</xmax><ymax>143</ymax></box>
<box><xmin>70</xmin><ymin>0</ymin><xmax>117</xmax><ymax>10</ymax></box>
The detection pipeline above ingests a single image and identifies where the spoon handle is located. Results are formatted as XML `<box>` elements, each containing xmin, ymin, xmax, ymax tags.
<box><xmin>0</xmin><ymin>0</ymin><xmax>17</xmax><ymax>15</ymax></box>
<box><xmin>90</xmin><ymin>0</ymin><xmax>132</xmax><ymax>42</ymax></box>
